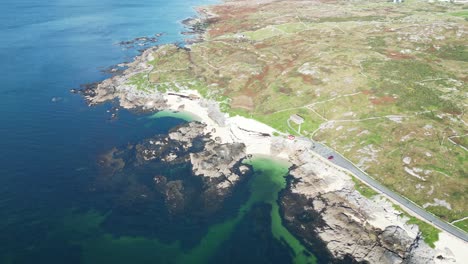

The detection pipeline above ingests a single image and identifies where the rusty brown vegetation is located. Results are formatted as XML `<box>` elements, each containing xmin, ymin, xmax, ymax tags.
<box><xmin>138</xmin><ymin>0</ymin><xmax>467</xmax><ymax>226</ymax></box>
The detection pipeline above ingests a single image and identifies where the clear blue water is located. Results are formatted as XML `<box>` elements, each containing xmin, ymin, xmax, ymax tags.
<box><xmin>0</xmin><ymin>1</ymin><xmax>326</xmax><ymax>263</ymax></box>
<box><xmin>0</xmin><ymin>0</ymin><xmax>217</xmax><ymax>183</ymax></box>
<box><xmin>0</xmin><ymin>0</ymin><xmax>215</xmax><ymax>262</ymax></box>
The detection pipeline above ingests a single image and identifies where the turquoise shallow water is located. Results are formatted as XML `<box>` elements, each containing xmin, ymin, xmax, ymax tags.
<box><xmin>0</xmin><ymin>0</ymin><xmax>328</xmax><ymax>263</ymax></box>
<box><xmin>51</xmin><ymin>158</ymin><xmax>308</xmax><ymax>264</ymax></box>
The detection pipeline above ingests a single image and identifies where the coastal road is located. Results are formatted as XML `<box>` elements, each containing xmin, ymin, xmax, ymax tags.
<box><xmin>286</xmin><ymin>118</ymin><xmax>467</xmax><ymax>241</ymax></box>
<box><xmin>287</xmin><ymin>119</ymin><xmax>468</xmax><ymax>242</ymax></box>
<box><xmin>305</xmin><ymin>139</ymin><xmax>468</xmax><ymax>242</ymax></box>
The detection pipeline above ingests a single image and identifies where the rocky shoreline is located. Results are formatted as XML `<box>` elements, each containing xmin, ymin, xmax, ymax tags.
<box><xmin>180</xmin><ymin>6</ymin><xmax>219</xmax><ymax>44</ymax></box>
<box><xmin>72</xmin><ymin>7</ymin><xmax>215</xmax><ymax>110</ymax></box>
<box><xmin>77</xmin><ymin>0</ymin><xmax>463</xmax><ymax>262</ymax></box>
<box><xmin>86</xmin><ymin>81</ymin><xmax>446</xmax><ymax>263</ymax></box>
<box><xmin>271</xmin><ymin>137</ymin><xmax>442</xmax><ymax>264</ymax></box>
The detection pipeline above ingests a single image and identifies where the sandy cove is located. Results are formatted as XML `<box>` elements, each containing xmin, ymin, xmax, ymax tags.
<box><xmin>85</xmin><ymin>55</ymin><xmax>467</xmax><ymax>261</ymax></box>
<box><xmin>166</xmin><ymin>93</ymin><xmax>276</xmax><ymax>156</ymax></box>
<box><xmin>168</xmin><ymin>89</ymin><xmax>468</xmax><ymax>264</ymax></box>
<box><xmin>81</xmin><ymin>43</ymin><xmax>468</xmax><ymax>263</ymax></box>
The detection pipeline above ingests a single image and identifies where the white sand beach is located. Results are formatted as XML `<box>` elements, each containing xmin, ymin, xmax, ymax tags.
<box><xmin>159</xmin><ymin>89</ymin><xmax>468</xmax><ymax>263</ymax></box>
<box><xmin>163</xmin><ymin>90</ymin><xmax>275</xmax><ymax>156</ymax></box>
<box><xmin>88</xmin><ymin>52</ymin><xmax>467</xmax><ymax>262</ymax></box>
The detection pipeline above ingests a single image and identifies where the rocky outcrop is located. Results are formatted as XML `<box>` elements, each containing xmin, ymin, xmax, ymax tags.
<box><xmin>81</xmin><ymin>46</ymin><xmax>168</xmax><ymax>110</ymax></box>
<box><xmin>168</xmin><ymin>121</ymin><xmax>208</xmax><ymax>148</ymax></box>
<box><xmin>273</xmin><ymin>137</ymin><xmax>438</xmax><ymax>264</ymax></box>
<box><xmin>281</xmin><ymin>187</ymin><xmax>439</xmax><ymax>264</ymax></box>
<box><xmin>181</xmin><ymin>7</ymin><xmax>219</xmax><ymax>44</ymax></box>
<box><xmin>98</xmin><ymin>121</ymin><xmax>250</xmax><ymax>216</ymax></box>
<box><xmin>117</xmin><ymin>33</ymin><xmax>162</xmax><ymax>49</ymax></box>
<box><xmin>135</xmin><ymin>122</ymin><xmax>208</xmax><ymax>165</ymax></box>
<box><xmin>191</xmin><ymin>141</ymin><xmax>246</xmax><ymax>180</ymax></box>
<box><xmin>152</xmin><ymin>123</ymin><xmax>250</xmax><ymax>213</ymax></box>
<box><xmin>189</xmin><ymin>140</ymin><xmax>248</xmax><ymax>213</ymax></box>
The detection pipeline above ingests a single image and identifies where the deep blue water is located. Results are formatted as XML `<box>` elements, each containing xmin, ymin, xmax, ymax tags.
<box><xmin>0</xmin><ymin>0</ymin><xmax>216</xmax><ymax>180</ymax></box>
<box><xmin>0</xmin><ymin>0</ymin><xmax>222</xmax><ymax>262</ymax></box>
<box><xmin>0</xmin><ymin>1</ymin><xmax>328</xmax><ymax>263</ymax></box>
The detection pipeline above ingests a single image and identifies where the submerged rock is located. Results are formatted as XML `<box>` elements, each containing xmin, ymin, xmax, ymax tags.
<box><xmin>164</xmin><ymin>180</ymin><xmax>185</xmax><ymax>214</ymax></box>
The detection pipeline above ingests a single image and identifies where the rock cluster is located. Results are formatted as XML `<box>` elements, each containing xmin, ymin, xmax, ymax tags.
<box><xmin>191</xmin><ymin>142</ymin><xmax>246</xmax><ymax>181</ymax></box>
<box><xmin>273</xmin><ymin>137</ymin><xmax>438</xmax><ymax>263</ymax></box>
<box><xmin>134</xmin><ymin>122</ymin><xmax>249</xmax><ymax>214</ymax></box>
<box><xmin>81</xmin><ymin>47</ymin><xmax>168</xmax><ymax>111</ymax></box>
<box><xmin>282</xmin><ymin>188</ymin><xmax>435</xmax><ymax>264</ymax></box>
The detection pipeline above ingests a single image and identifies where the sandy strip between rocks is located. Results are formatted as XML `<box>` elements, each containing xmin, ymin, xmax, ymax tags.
<box><xmin>161</xmin><ymin>89</ymin><xmax>467</xmax><ymax>263</ymax></box>
<box><xmin>164</xmin><ymin>90</ymin><xmax>275</xmax><ymax>156</ymax></box>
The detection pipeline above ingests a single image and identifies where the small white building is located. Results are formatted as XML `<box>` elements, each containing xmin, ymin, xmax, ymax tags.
<box><xmin>290</xmin><ymin>114</ymin><xmax>304</xmax><ymax>125</ymax></box>
<box><xmin>290</xmin><ymin>114</ymin><xmax>305</xmax><ymax>134</ymax></box>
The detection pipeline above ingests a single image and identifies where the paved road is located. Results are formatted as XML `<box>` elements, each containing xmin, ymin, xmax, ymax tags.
<box><xmin>303</xmin><ymin>138</ymin><xmax>468</xmax><ymax>242</ymax></box>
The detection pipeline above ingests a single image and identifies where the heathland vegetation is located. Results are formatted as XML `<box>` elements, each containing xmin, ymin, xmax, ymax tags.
<box><xmin>126</xmin><ymin>0</ymin><xmax>467</xmax><ymax>231</ymax></box>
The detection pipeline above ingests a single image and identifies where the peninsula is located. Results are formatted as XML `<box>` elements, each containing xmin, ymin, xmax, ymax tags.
<box><xmin>82</xmin><ymin>0</ymin><xmax>468</xmax><ymax>262</ymax></box>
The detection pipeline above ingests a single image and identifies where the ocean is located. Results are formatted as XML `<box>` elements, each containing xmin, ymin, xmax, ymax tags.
<box><xmin>0</xmin><ymin>0</ymin><xmax>320</xmax><ymax>263</ymax></box>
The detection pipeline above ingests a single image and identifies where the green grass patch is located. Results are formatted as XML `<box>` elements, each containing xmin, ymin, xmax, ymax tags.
<box><xmin>317</xmin><ymin>16</ymin><xmax>383</xmax><ymax>23</ymax></box>
<box><xmin>227</xmin><ymin>108</ymin><xmax>253</xmax><ymax>119</ymax></box>
<box><xmin>254</xmin><ymin>111</ymin><xmax>298</xmax><ymax>134</ymax></box>
<box><xmin>351</xmin><ymin>176</ymin><xmax>378</xmax><ymax>198</ymax></box>
<box><xmin>274</xmin><ymin>22</ymin><xmax>308</xmax><ymax>33</ymax></box>
<box><xmin>373</xmin><ymin>60</ymin><xmax>439</xmax><ymax>84</ymax></box>
<box><xmin>364</xmin><ymin>133</ymin><xmax>383</xmax><ymax>145</ymax></box>
<box><xmin>392</xmin><ymin>204</ymin><xmax>440</xmax><ymax>248</ymax></box>
<box><xmin>367</xmin><ymin>36</ymin><xmax>386</xmax><ymax>52</ymax></box>
<box><xmin>147</xmin><ymin>57</ymin><xmax>160</xmax><ymax>66</ymax></box>
<box><xmin>436</xmin><ymin>45</ymin><xmax>468</xmax><ymax>62</ymax></box>
<box><xmin>257</xmin><ymin>109</ymin><xmax>320</xmax><ymax>135</ymax></box>
<box><xmin>424</xmin><ymin>205</ymin><xmax>466</xmax><ymax>223</ymax></box>
<box><xmin>407</xmin><ymin>217</ymin><xmax>440</xmax><ymax>248</ymax></box>
<box><xmin>365</xmin><ymin>60</ymin><xmax>460</xmax><ymax>113</ymax></box>
<box><xmin>426</xmin><ymin>165</ymin><xmax>452</xmax><ymax>178</ymax></box>
<box><xmin>453</xmin><ymin>219</ymin><xmax>468</xmax><ymax>233</ymax></box>
<box><xmin>127</xmin><ymin>73</ymin><xmax>151</xmax><ymax>91</ymax></box>
<box><xmin>450</xmin><ymin>11</ymin><xmax>468</xmax><ymax>18</ymax></box>
<box><xmin>188</xmin><ymin>80</ymin><xmax>211</xmax><ymax>98</ymax></box>
<box><xmin>226</xmin><ymin>107</ymin><xmax>320</xmax><ymax>136</ymax></box>
<box><xmin>243</xmin><ymin>27</ymin><xmax>281</xmax><ymax>41</ymax></box>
